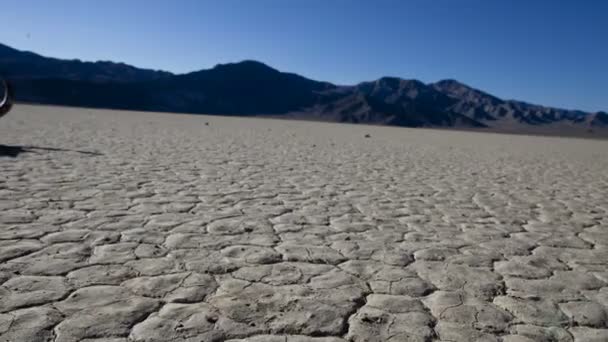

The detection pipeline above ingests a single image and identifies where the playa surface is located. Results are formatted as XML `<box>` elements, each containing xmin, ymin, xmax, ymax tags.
<box><xmin>1</xmin><ymin>105</ymin><xmax>608</xmax><ymax>342</ymax></box>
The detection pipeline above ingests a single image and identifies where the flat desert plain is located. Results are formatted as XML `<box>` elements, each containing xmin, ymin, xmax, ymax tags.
<box><xmin>1</xmin><ymin>105</ymin><xmax>608</xmax><ymax>342</ymax></box>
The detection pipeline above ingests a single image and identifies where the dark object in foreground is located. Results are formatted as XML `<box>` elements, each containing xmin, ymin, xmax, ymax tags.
<box><xmin>0</xmin><ymin>144</ymin><xmax>103</xmax><ymax>158</ymax></box>
<box><xmin>0</xmin><ymin>78</ymin><xmax>13</xmax><ymax>118</ymax></box>
<box><xmin>0</xmin><ymin>144</ymin><xmax>24</xmax><ymax>157</ymax></box>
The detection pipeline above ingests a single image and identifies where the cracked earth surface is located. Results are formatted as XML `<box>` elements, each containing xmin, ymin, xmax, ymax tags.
<box><xmin>1</xmin><ymin>105</ymin><xmax>608</xmax><ymax>342</ymax></box>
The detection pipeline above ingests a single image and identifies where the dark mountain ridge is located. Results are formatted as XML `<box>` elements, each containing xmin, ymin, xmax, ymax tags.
<box><xmin>0</xmin><ymin>43</ymin><xmax>171</xmax><ymax>83</ymax></box>
<box><xmin>1</xmin><ymin>42</ymin><xmax>605</xmax><ymax>136</ymax></box>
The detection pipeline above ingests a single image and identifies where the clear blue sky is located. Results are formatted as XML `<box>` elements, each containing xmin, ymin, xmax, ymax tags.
<box><xmin>2</xmin><ymin>0</ymin><xmax>607</xmax><ymax>111</ymax></box>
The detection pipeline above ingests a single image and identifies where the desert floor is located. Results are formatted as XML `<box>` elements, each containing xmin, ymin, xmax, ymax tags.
<box><xmin>1</xmin><ymin>105</ymin><xmax>608</xmax><ymax>342</ymax></box>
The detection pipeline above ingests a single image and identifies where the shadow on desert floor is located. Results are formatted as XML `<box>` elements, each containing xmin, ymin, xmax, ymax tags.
<box><xmin>0</xmin><ymin>144</ymin><xmax>103</xmax><ymax>158</ymax></box>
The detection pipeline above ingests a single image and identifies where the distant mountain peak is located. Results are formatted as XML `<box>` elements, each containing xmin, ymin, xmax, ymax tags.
<box><xmin>377</xmin><ymin>76</ymin><xmax>403</xmax><ymax>83</ymax></box>
<box><xmin>212</xmin><ymin>60</ymin><xmax>277</xmax><ymax>72</ymax></box>
<box><xmin>432</xmin><ymin>79</ymin><xmax>502</xmax><ymax>105</ymax></box>
<box><xmin>375</xmin><ymin>77</ymin><xmax>425</xmax><ymax>87</ymax></box>
<box><xmin>433</xmin><ymin>79</ymin><xmax>482</xmax><ymax>93</ymax></box>
<box><xmin>434</xmin><ymin>78</ymin><xmax>465</xmax><ymax>86</ymax></box>
<box><xmin>358</xmin><ymin>77</ymin><xmax>428</xmax><ymax>97</ymax></box>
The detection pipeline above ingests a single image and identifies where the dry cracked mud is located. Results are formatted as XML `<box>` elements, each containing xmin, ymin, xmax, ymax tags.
<box><xmin>1</xmin><ymin>105</ymin><xmax>607</xmax><ymax>342</ymax></box>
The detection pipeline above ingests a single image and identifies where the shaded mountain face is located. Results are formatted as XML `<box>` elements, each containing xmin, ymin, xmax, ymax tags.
<box><xmin>590</xmin><ymin>112</ymin><xmax>608</xmax><ymax>127</ymax></box>
<box><xmin>431</xmin><ymin>79</ymin><xmax>596</xmax><ymax>127</ymax></box>
<box><xmin>308</xmin><ymin>78</ymin><xmax>485</xmax><ymax>127</ymax></box>
<box><xmin>147</xmin><ymin>60</ymin><xmax>335</xmax><ymax>114</ymax></box>
<box><xmin>2</xmin><ymin>44</ymin><xmax>333</xmax><ymax>115</ymax></box>
<box><xmin>0</xmin><ymin>43</ymin><xmax>172</xmax><ymax>83</ymax></box>
<box><xmin>1</xmin><ymin>43</ymin><xmax>604</xmax><ymax>135</ymax></box>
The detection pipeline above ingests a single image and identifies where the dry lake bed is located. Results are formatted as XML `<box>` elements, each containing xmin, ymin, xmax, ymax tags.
<box><xmin>1</xmin><ymin>105</ymin><xmax>608</xmax><ymax>342</ymax></box>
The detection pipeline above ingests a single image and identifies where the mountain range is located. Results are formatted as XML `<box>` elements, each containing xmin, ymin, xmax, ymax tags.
<box><xmin>1</xmin><ymin>43</ymin><xmax>606</xmax><ymax>137</ymax></box>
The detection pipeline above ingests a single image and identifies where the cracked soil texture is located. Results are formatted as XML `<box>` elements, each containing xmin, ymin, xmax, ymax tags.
<box><xmin>1</xmin><ymin>105</ymin><xmax>608</xmax><ymax>342</ymax></box>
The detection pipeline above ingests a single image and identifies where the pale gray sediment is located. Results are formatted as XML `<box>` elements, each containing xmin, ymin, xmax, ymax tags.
<box><xmin>1</xmin><ymin>105</ymin><xmax>607</xmax><ymax>341</ymax></box>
